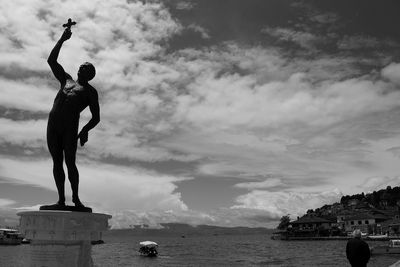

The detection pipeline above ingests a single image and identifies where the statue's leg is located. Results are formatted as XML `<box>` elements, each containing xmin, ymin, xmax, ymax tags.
<box><xmin>63</xmin><ymin>129</ymin><xmax>83</xmax><ymax>206</ymax></box>
<box><xmin>47</xmin><ymin>124</ymin><xmax>66</xmax><ymax>205</ymax></box>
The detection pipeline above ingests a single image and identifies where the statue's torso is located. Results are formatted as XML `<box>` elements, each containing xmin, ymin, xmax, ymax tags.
<box><xmin>49</xmin><ymin>79</ymin><xmax>91</xmax><ymax>128</ymax></box>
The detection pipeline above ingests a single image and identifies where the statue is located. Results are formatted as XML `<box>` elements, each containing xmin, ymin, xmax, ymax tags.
<box><xmin>40</xmin><ymin>19</ymin><xmax>100</xmax><ymax>213</ymax></box>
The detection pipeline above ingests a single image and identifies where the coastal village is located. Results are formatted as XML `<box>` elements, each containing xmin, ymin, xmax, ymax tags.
<box><xmin>275</xmin><ymin>186</ymin><xmax>400</xmax><ymax>239</ymax></box>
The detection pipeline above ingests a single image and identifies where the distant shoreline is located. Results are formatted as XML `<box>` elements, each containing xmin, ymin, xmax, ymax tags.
<box><xmin>273</xmin><ymin>236</ymin><xmax>396</xmax><ymax>241</ymax></box>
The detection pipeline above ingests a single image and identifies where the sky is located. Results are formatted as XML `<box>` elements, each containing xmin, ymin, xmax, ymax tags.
<box><xmin>0</xmin><ymin>0</ymin><xmax>400</xmax><ymax>228</ymax></box>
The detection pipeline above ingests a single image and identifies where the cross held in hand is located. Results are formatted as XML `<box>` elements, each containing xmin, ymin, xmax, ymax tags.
<box><xmin>63</xmin><ymin>18</ymin><xmax>76</xmax><ymax>29</ymax></box>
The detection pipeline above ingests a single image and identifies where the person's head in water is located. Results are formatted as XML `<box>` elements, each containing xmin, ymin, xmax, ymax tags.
<box><xmin>353</xmin><ymin>229</ymin><xmax>362</xmax><ymax>239</ymax></box>
<box><xmin>77</xmin><ymin>62</ymin><xmax>96</xmax><ymax>82</ymax></box>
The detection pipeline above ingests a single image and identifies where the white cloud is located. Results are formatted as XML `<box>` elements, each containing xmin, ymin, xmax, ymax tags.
<box><xmin>262</xmin><ymin>27</ymin><xmax>320</xmax><ymax>49</ymax></box>
<box><xmin>176</xmin><ymin>1</ymin><xmax>195</xmax><ymax>10</ymax></box>
<box><xmin>381</xmin><ymin>63</ymin><xmax>400</xmax><ymax>85</ymax></box>
<box><xmin>0</xmin><ymin>199</ymin><xmax>16</xmax><ymax>207</ymax></box>
<box><xmin>0</xmin><ymin>118</ymin><xmax>46</xmax><ymax>147</ymax></box>
<box><xmin>0</xmin><ymin>156</ymin><xmax>190</xmax><ymax>212</ymax></box>
<box><xmin>110</xmin><ymin>209</ymin><xmax>216</xmax><ymax>229</ymax></box>
<box><xmin>359</xmin><ymin>176</ymin><xmax>400</xmax><ymax>193</ymax></box>
<box><xmin>232</xmin><ymin>189</ymin><xmax>342</xmax><ymax>218</ymax></box>
<box><xmin>0</xmin><ymin>208</ymin><xmax>20</xmax><ymax>227</ymax></box>
<box><xmin>108</xmin><ymin>206</ymin><xmax>280</xmax><ymax>228</ymax></box>
<box><xmin>234</xmin><ymin>178</ymin><xmax>285</xmax><ymax>190</ymax></box>
<box><xmin>3</xmin><ymin>0</ymin><xmax>398</xmax><ymax>172</ymax></box>
<box><xmin>2</xmin><ymin>0</ymin><xmax>400</xmax><ymax>228</ymax></box>
<box><xmin>0</xmin><ymin>78</ymin><xmax>54</xmax><ymax>112</ymax></box>
<box><xmin>310</xmin><ymin>13</ymin><xmax>338</xmax><ymax>24</ymax></box>
<box><xmin>387</xmin><ymin>147</ymin><xmax>400</xmax><ymax>158</ymax></box>
<box><xmin>175</xmin><ymin>71</ymin><xmax>400</xmax><ymax>130</ymax></box>
<box><xmin>187</xmin><ymin>24</ymin><xmax>210</xmax><ymax>39</ymax></box>
<box><xmin>0</xmin><ymin>0</ymin><xmax>182</xmax><ymax>86</ymax></box>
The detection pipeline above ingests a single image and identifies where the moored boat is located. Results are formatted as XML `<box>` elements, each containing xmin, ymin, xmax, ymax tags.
<box><xmin>371</xmin><ymin>240</ymin><xmax>400</xmax><ymax>254</ymax></box>
<box><xmin>0</xmin><ymin>228</ymin><xmax>23</xmax><ymax>245</ymax></box>
<box><xmin>271</xmin><ymin>231</ymin><xmax>288</xmax><ymax>240</ymax></box>
<box><xmin>367</xmin><ymin>234</ymin><xmax>388</xmax><ymax>240</ymax></box>
<box><xmin>91</xmin><ymin>240</ymin><xmax>104</xmax><ymax>245</ymax></box>
<box><xmin>21</xmin><ymin>238</ymin><xmax>31</xmax><ymax>244</ymax></box>
<box><xmin>139</xmin><ymin>241</ymin><xmax>158</xmax><ymax>257</ymax></box>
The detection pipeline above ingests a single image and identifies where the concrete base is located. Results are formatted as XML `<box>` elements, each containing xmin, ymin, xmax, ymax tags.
<box><xmin>40</xmin><ymin>204</ymin><xmax>92</xmax><ymax>213</ymax></box>
<box><xmin>18</xmin><ymin>211</ymin><xmax>111</xmax><ymax>267</ymax></box>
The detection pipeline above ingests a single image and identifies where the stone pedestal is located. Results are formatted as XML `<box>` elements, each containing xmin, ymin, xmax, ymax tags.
<box><xmin>18</xmin><ymin>211</ymin><xmax>112</xmax><ymax>267</ymax></box>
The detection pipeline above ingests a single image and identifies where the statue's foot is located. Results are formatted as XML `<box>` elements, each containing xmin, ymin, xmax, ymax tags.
<box><xmin>73</xmin><ymin>198</ymin><xmax>85</xmax><ymax>207</ymax></box>
<box><xmin>40</xmin><ymin>202</ymin><xmax>66</xmax><ymax>211</ymax></box>
<box><xmin>40</xmin><ymin>200</ymin><xmax>91</xmax><ymax>212</ymax></box>
<box><xmin>72</xmin><ymin>198</ymin><xmax>92</xmax><ymax>212</ymax></box>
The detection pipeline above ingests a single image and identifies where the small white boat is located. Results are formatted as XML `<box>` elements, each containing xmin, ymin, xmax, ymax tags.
<box><xmin>139</xmin><ymin>241</ymin><xmax>158</xmax><ymax>257</ymax></box>
<box><xmin>368</xmin><ymin>234</ymin><xmax>388</xmax><ymax>239</ymax></box>
<box><xmin>371</xmin><ymin>240</ymin><xmax>400</xmax><ymax>254</ymax></box>
<box><xmin>0</xmin><ymin>228</ymin><xmax>23</xmax><ymax>245</ymax></box>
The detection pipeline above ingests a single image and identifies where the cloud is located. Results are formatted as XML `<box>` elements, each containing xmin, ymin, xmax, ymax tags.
<box><xmin>262</xmin><ymin>27</ymin><xmax>320</xmax><ymax>49</ymax></box>
<box><xmin>0</xmin><ymin>156</ymin><xmax>191</xmax><ymax>212</ymax></box>
<box><xmin>187</xmin><ymin>24</ymin><xmax>210</xmax><ymax>39</ymax></box>
<box><xmin>0</xmin><ymin>208</ymin><xmax>20</xmax><ymax>227</ymax></box>
<box><xmin>0</xmin><ymin>0</ymin><xmax>190</xmax><ymax>163</ymax></box>
<box><xmin>0</xmin><ymin>199</ymin><xmax>16</xmax><ymax>207</ymax></box>
<box><xmin>234</xmin><ymin>178</ymin><xmax>285</xmax><ymax>190</ymax></box>
<box><xmin>110</xmin><ymin>209</ymin><xmax>216</xmax><ymax>229</ymax></box>
<box><xmin>387</xmin><ymin>147</ymin><xmax>400</xmax><ymax>158</ymax></box>
<box><xmin>0</xmin><ymin>78</ymin><xmax>54</xmax><ymax>112</ymax></box>
<box><xmin>109</xmin><ymin>206</ymin><xmax>280</xmax><ymax>228</ymax></box>
<box><xmin>310</xmin><ymin>13</ymin><xmax>339</xmax><ymax>24</ymax></box>
<box><xmin>0</xmin><ymin>118</ymin><xmax>46</xmax><ymax>147</ymax></box>
<box><xmin>3</xmin><ymin>0</ymin><xmax>399</xmax><ymax>171</ymax></box>
<box><xmin>2</xmin><ymin>0</ymin><xmax>400</xmax><ymax>228</ymax></box>
<box><xmin>382</xmin><ymin>63</ymin><xmax>400</xmax><ymax>85</ymax></box>
<box><xmin>176</xmin><ymin>1</ymin><xmax>196</xmax><ymax>10</ymax></box>
<box><xmin>337</xmin><ymin>35</ymin><xmax>381</xmax><ymax>50</ymax></box>
<box><xmin>171</xmin><ymin>53</ymin><xmax>400</xmax><ymax>131</ymax></box>
<box><xmin>358</xmin><ymin>176</ymin><xmax>400</xmax><ymax>193</ymax></box>
<box><xmin>0</xmin><ymin>0</ymin><xmax>182</xmax><ymax>87</ymax></box>
<box><xmin>12</xmin><ymin>196</ymin><xmax>279</xmax><ymax>228</ymax></box>
<box><xmin>232</xmin><ymin>189</ymin><xmax>342</xmax><ymax>219</ymax></box>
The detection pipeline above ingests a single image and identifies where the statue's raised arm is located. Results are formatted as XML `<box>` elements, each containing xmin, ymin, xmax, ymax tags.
<box><xmin>47</xmin><ymin>19</ymin><xmax>76</xmax><ymax>86</ymax></box>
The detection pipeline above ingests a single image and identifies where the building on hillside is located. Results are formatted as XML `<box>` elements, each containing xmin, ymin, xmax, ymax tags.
<box><xmin>347</xmin><ymin>199</ymin><xmax>360</xmax><ymax>209</ymax></box>
<box><xmin>290</xmin><ymin>216</ymin><xmax>335</xmax><ymax>236</ymax></box>
<box><xmin>380</xmin><ymin>191</ymin><xmax>390</xmax><ymax>208</ymax></box>
<box><xmin>343</xmin><ymin>212</ymin><xmax>389</xmax><ymax>234</ymax></box>
<box><xmin>291</xmin><ymin>216</ymin><xmax>334</xmax><ymax>230</ymax></box>
<box><xmin>330</xmin><ymin>203</ymin><xmax>344</xmax><ymax>215</ymax></box>
<box><xmin>337</xmin><ymin>210</ymin><xmax>354</xmax><ymax>230</ymax></box>
<box><xmin>381</xmin><ymin>218</ymin><xmax>400</xmax><ymax>236</ymax></box>
<box><xmin>379</xmin><ymin>207</ymin><xmax>400</xmax><ymax>219</ymax></box>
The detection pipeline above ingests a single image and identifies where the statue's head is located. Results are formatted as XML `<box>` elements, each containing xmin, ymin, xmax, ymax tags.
<box><xmin>78</xmin><ymin>62</ymin><xmax>96</xmax><ymax>82</ymax></box>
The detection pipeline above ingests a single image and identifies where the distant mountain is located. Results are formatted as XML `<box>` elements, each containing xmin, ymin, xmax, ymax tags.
<box><xmin>111</xmin><ymin>223</ymin><xmax>272</xmax><ymax>236</ymax></box>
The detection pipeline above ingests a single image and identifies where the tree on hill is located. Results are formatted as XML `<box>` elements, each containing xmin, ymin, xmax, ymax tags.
<box><xmin>277</xmin><ymin>215</ymin><xmax>291</xmax><ymax>230</ymax></box>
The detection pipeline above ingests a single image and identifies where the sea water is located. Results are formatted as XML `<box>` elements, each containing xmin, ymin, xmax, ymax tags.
<box><xmin>1</xmin><ymin>230</ymin><xmax>399</xmax><ymax>266</ymax></box>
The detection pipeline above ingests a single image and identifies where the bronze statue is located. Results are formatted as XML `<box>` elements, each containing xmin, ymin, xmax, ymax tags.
<box><xmin>40</xmin><ymin>19</ymin><xmax>99</xmax><ymax>212</ymax></box>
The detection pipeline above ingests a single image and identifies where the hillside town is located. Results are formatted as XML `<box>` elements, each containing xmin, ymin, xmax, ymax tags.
<box><xmin>275</xmin><ymin>186</ymin><xmax>400</xmax><ymax>239</ymax></box>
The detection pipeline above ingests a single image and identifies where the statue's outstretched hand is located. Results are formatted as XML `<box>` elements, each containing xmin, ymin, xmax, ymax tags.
<box><xmin>78</xmin><ymin>130</ymin><xmax>88</xmax><ymax>146</ymax></box>
<box><xmin>60</xmin><ymin>28</ymin><xmax>72</xmax><ymax>42</ymax></box>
